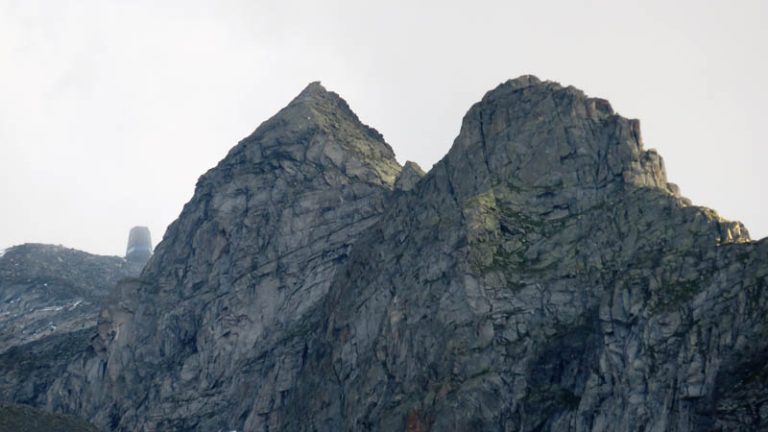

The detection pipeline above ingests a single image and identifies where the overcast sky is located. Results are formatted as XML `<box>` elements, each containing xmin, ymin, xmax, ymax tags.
<box><xmin>1</xmin><ymin>0</ymin><xmax>766</xmax><ymax>256</ymax></box>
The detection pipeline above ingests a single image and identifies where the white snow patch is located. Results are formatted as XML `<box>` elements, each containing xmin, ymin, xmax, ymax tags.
<box><xmin>0</xmin><ymin>248</ymin><xmax>5</xmax><ymax>258</ymax></box>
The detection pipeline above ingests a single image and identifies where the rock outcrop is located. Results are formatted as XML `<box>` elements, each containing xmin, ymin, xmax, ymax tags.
<box><xmin>48</xmin><ymin>82</ymin><xmax>403</xmax><ymax>431</ymax></box>
<box><xmin>125</xmin><ymin>226</ymin><xmax>153</xmax><ymax>265</ymax></box>
<box><xmin>394</xmin><ymin>160</ymin><xmax>426</xmax><ymax>191</ymax></box>
<box><xmin>0</xmin><ymin>244</ymin><xmax>139</xmax><ymax>353</ymax></box>
<box><xmin>3</xmin><ymin>77</ymin><xmax>767</xmax><ymax>432</ymax></box>
<box><xmin>0</xmin><ymin>244</ymin><xmax>141</xmax><ymax>411</ymax></box>
<box><xmin>285</xmin><ymin>76</ymin><xmax>766</xmax><ymax>431</ymax></box>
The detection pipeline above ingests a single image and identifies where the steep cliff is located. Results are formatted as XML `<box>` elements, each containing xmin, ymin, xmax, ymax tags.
<box><xmin>5</xmin><ymin>77</ymin><xmax>767</xmax><ymax>432</ymax></box>
<box><xmin>50</xmin><ymin>82</ymin><xmax>403</xmax><ymax>431</ymax></box>
<box><xmin>0</xmin><ymin>403</ymin><xmax>99</xmax><ymax>432</ymax></box>
<box><xmin>286</xmin><ymin>76</ymin><xmax>767</xmax><ymax>431</ymax></box>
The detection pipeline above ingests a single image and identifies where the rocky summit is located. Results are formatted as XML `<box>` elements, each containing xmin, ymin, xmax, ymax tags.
<box><xmin>0</xmin><ymin>403</ymin><xmax>99</xmax><ymax>432</ymax></box>
<box><xmin>1</xmin><ymin>76</ymin><xmax>767</xmax><ymax>432</ymax></box>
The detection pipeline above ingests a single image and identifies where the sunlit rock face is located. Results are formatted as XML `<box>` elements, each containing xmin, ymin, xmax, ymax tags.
<box><xmin>125</xmin><ymin>226</ymin><xmax>152</xmax><ymax>265</ymax></box>
<box><xmin>4</xmin><ymin>77</ymin><xmax>767</xmax><ymax>432</ymax></box>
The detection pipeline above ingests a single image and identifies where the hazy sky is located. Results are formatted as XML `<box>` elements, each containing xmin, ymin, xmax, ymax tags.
<box><xmin>1</xmin><ymin>0</ymin><xmax>766</xmax><ymax>256</ymax></box>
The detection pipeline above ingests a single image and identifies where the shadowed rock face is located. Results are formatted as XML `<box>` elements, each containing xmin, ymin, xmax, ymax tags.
<box><xmin>0</xmin><ymin>244</ymin><xmax>141</xmax><ymax>410</ymax></box>
<box><xmin>0</xmin><ymin>403</ymin><xmax>99</xmax><ymax>432</ymax></box>
<box><xmin>5</xmin><ymin>77</ymin><xmax>767</xmax><ymax>432</ymax></box>
<box><xmin>0</xmin><ymin>244</ymin><xmax>139</xmax><ymax>354</ymax></box>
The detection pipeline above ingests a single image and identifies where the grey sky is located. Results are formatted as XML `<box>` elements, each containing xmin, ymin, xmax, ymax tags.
<box><xmin>1</xmin><ymin>0</ymin><xmax>766</xmax><ymax>256</ymax></box>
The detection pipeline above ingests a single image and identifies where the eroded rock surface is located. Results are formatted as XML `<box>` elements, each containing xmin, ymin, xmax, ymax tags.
<box><xmin>395</xmin><ymin>161</ymin><xmax>426</xmax><ymax>191</ymax></box>
<box><xmin>46</xmin><ymin>82</ymin><xmax>403</xmax><ymax>431</ymax></box>
<box><xmin>4</xmin><ymin>77</ymin><xmax>767</xmax><ymax>432</ymax></box>
<box><xmin>284</xmin><ymin>76</ymin><xmax>766</xmax><ymax>431</ymax></box>
<box><xmin>0</xmin><ymin>403</ymin><xmax>99</xmax><ymax>432</ymax></box>
<box><xmin>0</xmin><ymin>244</ymin><xmax>140</xmax><ymax>353</ymax></box>
<box><xmin>0</xmin><ymin>243</ymin><xmax>141</xmax><ymax>416</ymax></box>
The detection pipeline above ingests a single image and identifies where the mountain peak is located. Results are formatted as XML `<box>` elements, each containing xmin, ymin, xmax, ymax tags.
<box><xmin>293</xmin><ymin>81</ymin><xmax>328</xmax><ymax>100</ymax></box>
<box><xmin>224</xmin><ymin>82</ymin><xmax>402</xmax><ymax>188</ymax></box>
<box><xmin>3</xmin><ymin>77</ymin><xmax>764</xmax><ymax>432</ymax></box>
<box><xmin>289</xmin><ymin>81</ymin><xmax>338</xmax><ymax>109</ymax></box>
<box><xmin>480</xmin><ymin>76</ymin><xmax>615</xmax><ymax>118</ymax></box>
<box><xmin>441</xmin><ymin>76</ymin><xmax>671</xmax><ymax>201</ymax></box>
<box><xmin>286</xmin><ymin>81</ymin><xmax>357</xmax><ymax>120</ymax></box>
<box><xmin>395</xmin><ymin>160</ymin><xmax>426</xmax><ymax>191</ymax></box>
<box><xmin>493</xmin><ymin>74</ymin><xmax>543</xmax><ymax>92</ymax></box>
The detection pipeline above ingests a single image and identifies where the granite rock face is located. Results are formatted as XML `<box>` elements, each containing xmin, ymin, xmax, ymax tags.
<box><xmin>394</xmin><ymin>161</ymin><xmax>426</xmax><ymax>191</ymax></box>
<box><xmin>47</xmin><ymin>82</ymin><xmax>403</xmax><ymax>431</ymax></box>
<box><xmin>5</xmin><ymin>77</ymin><xmax>767</xmax><ymax>432</ymax></box>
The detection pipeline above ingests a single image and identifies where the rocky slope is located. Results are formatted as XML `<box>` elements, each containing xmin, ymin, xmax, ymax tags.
<box><xmin>3</xmin><ymin>77</ymin><xmax>766</xmax><ymax>431</ymax></box>
<box><xmin>285</xmin><ymin>76</ymin><xmax>767</xmax><ymax>431</ymax></box>
<box><xmin>0</xmin><ymin>244</ymin><xmax>141</xmax><ymax>353</ymax></box>
<box><xmin>394</xmin><ymin>161</ymin><xmax>426</xmax><ymax>191</ymax></box>
<box><xmin>0</xmin><ymin>403</ymin><xmax>99</xmax><ymax>432</ymax></box>
<box><xmin>0</xmin><ymin>244</ymin><xmax>141</xmax><ymax>411</ymax></box>
<box><xmin>45</xmin><ymin>82</ymin><xmax>404</xmax><ymax>431</ymax></box>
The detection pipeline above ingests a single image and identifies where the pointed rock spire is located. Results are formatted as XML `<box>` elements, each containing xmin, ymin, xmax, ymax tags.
<box><xmin>395</xmin><ymin>160</ymin><xmax>426</xmax><ymax>191</ymax></box>
<box><xmin>228</xmin><ymin>82</ymin><xmax>402</xmax><ymax>188</ymax></box>
<box><xmin>291</xmin><ymin>81</ymin><xmax>332</xmax><ymax>103</ymax></box>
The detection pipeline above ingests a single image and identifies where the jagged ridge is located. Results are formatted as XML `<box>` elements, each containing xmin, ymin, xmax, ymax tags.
<box><xmin>282</xmin><ymin>76</ymin><xmax>763</xmax><ymax>431</ymax></box>
<box><xmin>48</xmin><ymin>82</ymin><xmax>405</xmax><ymax>431</ymax></box>
<box><xmin>2</xmin><ymin>77</ymin><xmax>766</xmax><ymax>432</ymax></box>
